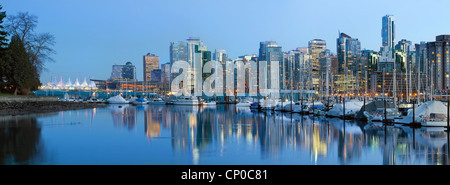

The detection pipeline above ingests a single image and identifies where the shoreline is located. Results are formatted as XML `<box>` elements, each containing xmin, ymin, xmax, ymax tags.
<box><xmin>0</xmin><ymin>96</ymin><xmax>107</xmax><ymax>117</ymax></box>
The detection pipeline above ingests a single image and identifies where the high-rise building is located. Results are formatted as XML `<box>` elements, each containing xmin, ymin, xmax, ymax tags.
<box><xmin>110</xmin><ymin>62</ymin><xmax>136</xmax><ymax>81</ymax></box>
<box><xmin>308</xmin><ymin>39</ymin><xmax>327</xmax><ymax>90</ymax></box>
<box><xmin>337</xmin><ymin>32</ymin><xmax>361</xmax><ymax>94</ymax></box>
<box><xmin>259</xmin><ymin>41</ymin><xmax>283</xmax><ymax>90</ymax></box>
<box><xmin>150</xmin><ymin>69</ymin><xmax>162</xmax><ymax>83</ymax></box>
<box><xmin>169</xmin><ymin>41</ymin><xmax>188</xmax><ymax>90</ymax></box>
<box><xmin>415</xmin><ymin>42</ymin><xmax>427</xmax><ymax>74</ymax></box>
<box><xmin>360</xmin><ymin>50</ymin><xmax>379</xmax><ymax>94</ymax></box>
<box><xmin>213</xmin><ymin>49</ymin><xmax>227</xmax><ymax>97</ymax></box>
<box><xmin>426</xmin><ymin>35</ymin><xmax>450</xmax><ymax>91</ymax></box>
<box><xmin>161</xmin><ymin>63</ymin><xmax>171</xmax><ymax>94</ymax></box>
<box><xmin>290</xmin><ymin>48</ymin><xmax>312</xmax><ymax>91</ymax></box>
<box><xmin>170</xmin><ymin>41</ymin><xmax>188</xmax><ymax>64</ymax></box>
<box><xmin>318</xmin><ymin>49</ymin><xmax>332</xmax><ymax>97</ymax></box>
<box><xmin>381</xmin><ymin>15</ymin><xmax>395</xmax><ymax>58</ymax></box>
<box><xmin>143</xmin><ymin>53</ymin><xmax>159</xmax><ymax>82</ymax></box>
<box><xmin>395</xmin><ymin>39</ymin><xmax>413</xmax><ymax>53</ymax></box>
<box><xmin>187</xmin><ymin>36</ymin><xmax>205</xmax><ymax>96</ymax></box>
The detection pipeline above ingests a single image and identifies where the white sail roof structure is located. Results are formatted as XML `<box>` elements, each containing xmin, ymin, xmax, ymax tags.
<box><xmin>81</xmin><ymin>78</ymin><xmax>88</xmax><ymax>87</ymax></box>
<box><xmin>39</xmin><ymin>76</ymin><xmax>99</xmax><ymax>90</ymax></box>
<box><xmin>74</xmin><ymin>78</ymin><xmax>81</xmax><ymax>87</ymax></box>
<box><xmin>65</xmin><ymin>78</ymin><xmax>72</xmax><ymax>87</ymax></box>
<box><xmin>57</xmin><ymin>76</ymin><xmax>64</xmax><ymax>87</ymax></box>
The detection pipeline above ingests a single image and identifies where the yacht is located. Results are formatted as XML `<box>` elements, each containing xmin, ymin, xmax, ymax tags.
<box><xmin>203</xmin><ymin>101</ymin><xmax>217</xmax><ymax>106</ymax></box>
<box><xmin>236</xmin><ymin>100</ymin><xmax>252</xmax><ymax>107</ymax></box>
<box><xmin>173</xmin><ymin>96</ymin><xmax>200</xmax><ymax>106</ymax></box>
<box><xmin>148</xmin><ymin>97</ymin><xmax>166</xmax><ymax>105</ymax></box>
<box><xmin>132</xmin><ymin>98</ymin><xmax>148</xmax><ymax>105</ymax></box>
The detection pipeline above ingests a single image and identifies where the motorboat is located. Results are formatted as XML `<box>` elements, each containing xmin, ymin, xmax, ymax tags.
<box><xmin>236</xmin><ymin>100</ymin><xmax>252</xmax><ymax>107</ymax></box>
<box><xmin>203</xmin><ymin>101</ymin><xmax>217</xmax><ymax>106</ymax></box>
<box><xmin>132</xmin><ymin>97</ymin><xmax>148</xmax><ymax>105</ymax></box>
<box><xmin>250</xmin><ymin>102</ymin><xmax>260</xmax><ymax>109</ymax></box>
<box><xmin>173</xmin><ymin>96</ymin><xmax>200</xmax><ymax>105</ymax></box>
<box><xmin>126</xmin><ymin>96</ymin><xmax>138</xmax><ymax>104</ymax></box>
<box><xmin>148</xmin><ymin>97</ymin><xmax>166</xmax><ymax>105</ymax></box>
<box><xmin>107</xmin><ymin>95</ymin><xmax>129</xmax><ymax>104</ymax></box>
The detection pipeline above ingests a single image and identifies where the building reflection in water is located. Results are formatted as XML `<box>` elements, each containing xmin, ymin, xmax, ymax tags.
<box><xmin>144</xmin><ymin>106</ymin><xmax>162</xmax><ymax>138</ymax></box>
<box><xmin>0</xmin><ymin>116</ymin><xmax>43</xmax><ymax>165</ymax></box>
<box><xmin>103</xmin><ymin>104</ymin><xmax>450</xmax><ymax>165</ymax></box>
<box><xmin>110</xmin><ymin>105</ymin><xmax>137</xmax><ymax>130</ymax></box>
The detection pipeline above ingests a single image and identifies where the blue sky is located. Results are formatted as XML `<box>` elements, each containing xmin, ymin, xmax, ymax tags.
<box><xmin>2</xmin><ymin>0</ymin><xmax>450</xmax><ymax>83</ymax></box>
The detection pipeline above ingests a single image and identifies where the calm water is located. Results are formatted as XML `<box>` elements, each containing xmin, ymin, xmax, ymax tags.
<box><xmin>1</xmin><ymin>104</ymin><xmax>449</xmax><ymax>165</ymax></box>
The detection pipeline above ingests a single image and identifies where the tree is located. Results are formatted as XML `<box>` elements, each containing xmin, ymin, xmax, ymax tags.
<box><xmin>8</xmin><ymin>35</ymin><xmax>36</xmax><ymax>95</ymax></box>
<box><xmin>6</xmin><ymin>12</ymin><xmax>55</xmax><ymax>75</ymax></box>
<box><xmin>0</xmin><ymin>6</ymin><xmax>9</xmax><ymax>92</ymax></box>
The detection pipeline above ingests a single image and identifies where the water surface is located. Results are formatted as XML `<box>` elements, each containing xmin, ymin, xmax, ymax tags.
<box><xmin>1</xmin><ymin>104</ymin><xmax>449</xmax><ymax>165</ymax></box>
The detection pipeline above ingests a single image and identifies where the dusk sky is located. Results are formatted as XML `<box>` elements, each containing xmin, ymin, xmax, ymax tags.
<box><xmin>2</xmin><ymin>0</ymin><xmax>450</xmax><ymax>83</ymax></box>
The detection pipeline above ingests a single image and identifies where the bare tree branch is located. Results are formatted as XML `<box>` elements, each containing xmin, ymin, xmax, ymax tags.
<box><xmin>5</xmin><ymin>12</ymin><xmax>55</xmax><ymax>73</ymax></box>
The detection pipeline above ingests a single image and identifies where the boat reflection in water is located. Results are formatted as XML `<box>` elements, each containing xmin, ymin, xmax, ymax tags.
<box><xmin>0</xmin><ymin>104</ymin><xmax>450</xmax><ymax>165</ymax></box>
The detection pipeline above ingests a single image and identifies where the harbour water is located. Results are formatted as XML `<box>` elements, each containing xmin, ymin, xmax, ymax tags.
<box><xmin>1</xmin><ymin>104</ymin><xmax>449</xmax><ymax>165</ymax></box>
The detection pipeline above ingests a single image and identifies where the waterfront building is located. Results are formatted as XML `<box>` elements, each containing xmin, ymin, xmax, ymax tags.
<box><xmin>308</xmin><ymin>39</ymin><xmax>327</xmax><ymax>90</ymax></box>
<box><xmin>110</xmin><ymin>62</ymin><xmax>136</xmax><ymax>81</ymax></box>
<box><xmin>143</xmin><ymin>53</ymin><xmax>159</xmax><ymax>82</ymax></box>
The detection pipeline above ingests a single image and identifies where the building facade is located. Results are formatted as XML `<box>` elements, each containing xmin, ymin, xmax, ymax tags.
<box><xmin>143</xmin><ymin>53</ymin><xmax>159</xmax><ymax>82</ymax></box>
<box><xmin>308</xmin><ymin>39</ymin><xmax>327</xmax><ymax>90</ymax></box>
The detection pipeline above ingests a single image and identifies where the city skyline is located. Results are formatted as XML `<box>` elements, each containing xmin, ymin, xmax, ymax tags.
<box><xmin>2</xmin><ymin>0</ymin><xmax>450</xmax><ymax>83</ymax></box>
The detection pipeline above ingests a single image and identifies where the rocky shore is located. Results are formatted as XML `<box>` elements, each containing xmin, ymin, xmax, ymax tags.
<box><xmin>0</xmin><ymin>96</ymin><xmax>107</xmax><ymax>117</ymax></box>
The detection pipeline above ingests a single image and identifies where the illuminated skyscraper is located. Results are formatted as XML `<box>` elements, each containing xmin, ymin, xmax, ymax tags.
<box><xmin>143</xmin><ymin>53</ymin><xmax>159</xmax><ymax>82</ymax></box>
<box><xmin>259</xmin><ymin>41</ymin><xmax>283</xmax><ymax>89</ymax></box>
<box><xmin>308</xmin><ymin>39</ymin><xmax>326</xmax><ymax>90</ymax></box>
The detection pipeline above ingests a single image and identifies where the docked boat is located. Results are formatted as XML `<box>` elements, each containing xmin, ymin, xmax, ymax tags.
<box><xmin>132</xmin><ymin>98</ymin><xmax>147</xmax><ymax>105</ymax></box>
<box><xmin>250</xmin><ymin>102</ymin><xmax>260</xmax><ymax>109</ymax></box>
<box><xmin>203</xmin><ymin>101</ymin><xmax>217</xmax><ymax>106</ymax></box>
<box><xmin>148</xmin><ymin>98</ymin><xmax>166</xmax><ymax>105</ymax></box>
<box><xmin>394</xmin><ymin>101</ymin><xmax>448</xmax><ymax>127</ymax></box>
<box><xmin>326</xmin><ymin>99</ymin><xmax>364</xmax><ymax>119</ymax></box>
<box><xmin>282</xmin><ymin>102</ymin><xmax>298</xmax><ymax>112</ymax></box>
<box><xmin>107</xmin><ymin>95</ymin><xmax>129</xmax><ymax>104</ymax></box>
<box><xmin>173</xmin><ymin>96</ymin><xmax>200</xmax><ymax>105</ymax></box>
<box><xmin>356</xmin><ymin>100</ymin><xmax>400</xmax><ymax>121</ymax></box>
<box><xmin>236</xmin><ymin>100</ymin><xmax>252</xmax><ymax>107</ymax></box>
<box><xmin>126</xmin><ymin>96</ymin><xmax>138</xmax><ymax>104</ymax></box>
